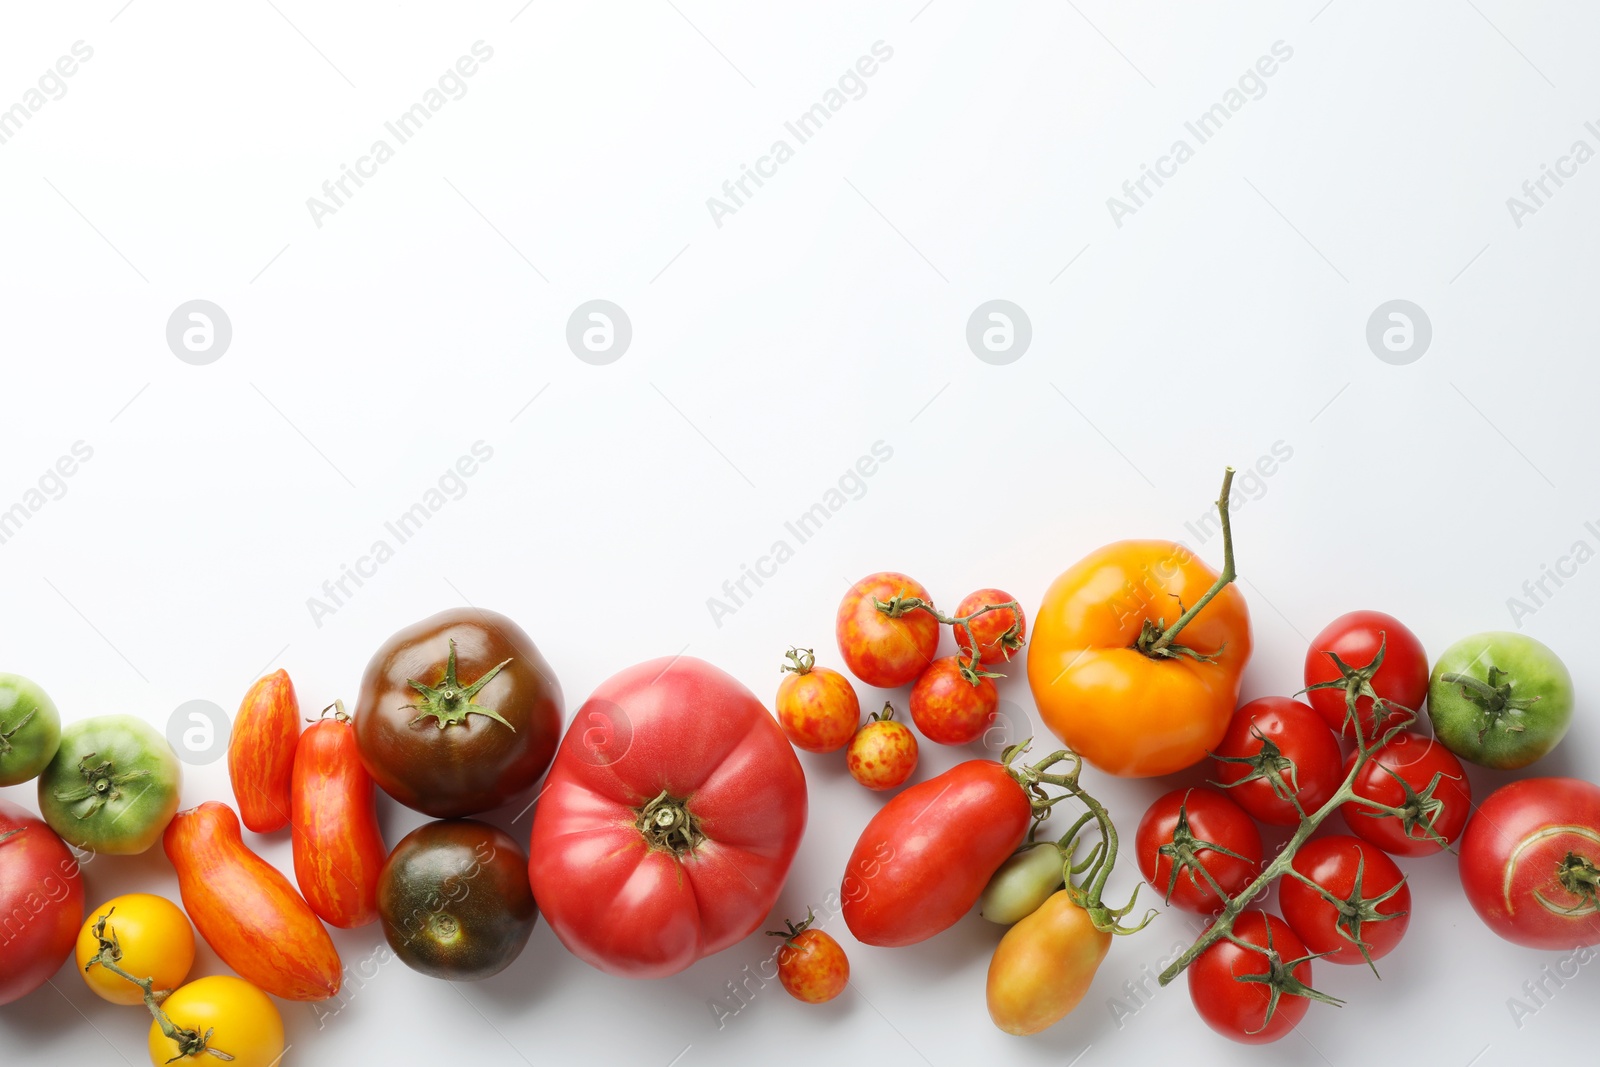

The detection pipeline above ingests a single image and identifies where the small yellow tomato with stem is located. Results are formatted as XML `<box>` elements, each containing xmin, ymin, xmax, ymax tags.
<box><xmin>75</xmin><ymin>893</ymin><xmax>195</xmax><ymax>1005</ymax></box>
<box><xmin>986</xmin><ymin>890</ymin><xmax>1111</xmax><ymax>1035</ymax></box>
<box><xmin>148</xmin><ymin>975</ymin><xmax>285</xmax><ymax>1067</ymax></box>
<box><xmin>846</xmin><ymin>703</ymin><xmax>917</xmax><ymax>791</ymax></box>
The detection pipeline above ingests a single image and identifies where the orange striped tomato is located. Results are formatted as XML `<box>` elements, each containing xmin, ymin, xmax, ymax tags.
<box><xmin>292</xmin><ymin>705</ymin><xmax>385</xmax><ymax>928</ymax></box>
<box><xmin>227</xmin><ymin>670</ymin><xmax>300</xmax><ymax>833</ymax></box>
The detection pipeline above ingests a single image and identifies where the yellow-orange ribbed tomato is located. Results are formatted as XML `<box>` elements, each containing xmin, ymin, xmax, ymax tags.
<box><xmin>986</xmin><ymin>890</ymin><xmax>1111</xmax><ymax>1035</ymax></box>
<box><xmin>1027</xmin><ymin>539</ymin><xmax>1251</xmax><ymax>777</ymax></box>
<box><xmin>75</xmin><ymin>893</ymin><xmax>195</xmax><ymax>1005</ymax></box>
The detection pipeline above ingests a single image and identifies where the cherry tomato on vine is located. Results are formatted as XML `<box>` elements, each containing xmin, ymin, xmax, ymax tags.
<box><xmin>909</xmin><ymin>657</ymin><xmax>997</xmax><ymax>745</ymax></box>
<box><xmin>953</xmin><ymin>589</ymin><xmax>1026</xmax><ymax>667</ymax></box>
<box><xmin>768</xmin><ymin>913</ymin><xmax>848</xmax><ymax>1004</ymax></box>
<box><xmin>75</xmin><ymin>894</ymin><xmax>195</xmax><ymax>1005</ymax></box>
<box><xmin>1279</xmin><ymin>835</ymin><xmax>1410</xmax><ymax>968</ymax></box>
<box><xmin>775</xmin><ymin>648</ymin><xmax>860</xmax><ymax>753</ymax></box>
<box><xmin>1188</xmin><ymin>911</ymin><xmax>1322</xmax><ymax>1044</ymax></box>
<box><xmin>1303</xmin><ymin>610</ymin><xmax>1427</xmax><ymax>741</ymax></box>
<box><xmin>1210</xmin><ymin>697</ymin><xmax>1341</xmax><ymax>827</ymax></box>
<box><xmin>1135</xmin><ymin>787</ymin><xmax>1262</xmax><ymax>914</ymax></box>
<box><xmin>1340</xmin><ymin>731</ymin><xmax>1472</xmax><ymax>857</ymax></box>
<box><xmin>836</xmin><ymin>572</ymin><xmax>939</xmax><ymax>688</ymax></box>
<box><xmin>846</xmin><ymin>705</ymin><xmax>917</xmax><ymax>791</ymax></box>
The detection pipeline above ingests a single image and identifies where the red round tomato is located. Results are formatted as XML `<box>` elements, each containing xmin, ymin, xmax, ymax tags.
<box><xmin>835</xmin><ymin>572</ymin><xmax>939</xmax><ymax>688</ymax></box>
<box><xmin>1460</xmin><ymin>777</ymin><xmax>1600</xmax><ymax>949</ymax></box>
<box><xmin>0</xmin><ymin>800</ymin><xmax>84</xmax><ymax>1005</ymax></box>
<box><xmin>1210</xmin><ymin>697</ymin><xmax>1341</xmax><ymax>827</ymax></box>
<box><xmin>953</xmin><ymin>589</ymin><xmax>1026</xmax><ymax>667</ymax></box>
<box><xmin>845</xmin><ymin>705</ymin><xmax>917</xmax><ymax>791</ymax></box>
<box><xmin>775</xmin><ymin>649</ymin><xmax>860</xmax><ymax>754</ymax></box>
<box><xmin>1341</xmin><ymin>731</ymin><xmax>1471</xmax><ymax>857</ymax></box>
<box><xmin>529</xmin><ymin>657</ymin><xmax>806</xmax><ymax>978</ymax></box>
<box><xmin>843</xmin><ymin>760</ymin><xmax>1032</xmax><ymax>946</ymax></box>
<box><xmin>909</xmin><ymin>657</ymin><xmax>997</xmax><ymax>745</ymax></box>
<box><xmin>1188</xmin><ymin>911</ymin><xmax>1320</xmax><ymax>1044</ymax></box>
<box><xmin>1279</xmin><ymin>835</ymin><xmax>1410</xmax><ymax>968</ymax></box>
<box><xmin>1303</xmin><ymin>610</ymin><xmax>1427</xmax><ymax>740</ymax></box>
<box><xmin>1135</xmin><ymin>787</ymin><xmax>1262</xmax><ymax>914</ymax></box>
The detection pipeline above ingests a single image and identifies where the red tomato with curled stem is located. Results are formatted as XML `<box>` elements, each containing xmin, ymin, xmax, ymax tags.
<box><xmin>775</xmin><ymin>648</ymin><xmax>859</xmax><ymax>753</ymax></box>
<box><xmin>1210</xmin><ymin>697</ymin><xmax>1341</xmax><ymax>827</ymax></box>
<box><xmin>1188</xmin><ymin>910</ymin><xmax>1335</xmax><ymax>1044</ymax></box>
<box><xmin>836</xmin><ymin>572</ymin><xmax>939</xmax><ymax>688</ymax></box>
<box><xmin>1341</xmin><ymin>730</ymin><xmax>1472</xmax><ymax>857</ymax></box>
<box><xmin>843</xmin><ymin>759</ymin><xmax>1032</xmax><ymax>946</ymax></box>
<box><xmin>1136</xmin><ymin>787</ymin><xmax>1262</xmax><ymax>915</ymax></box>
<box><xmin>846</xmin><ymin>704</ymin><xmax>917</xmax><ymax>791</ymax></box>
<box><xmin>953</xmin><ymin>589</ymin><xmax>1026</xmax><ymax>668</ymax></box>
<box><xmin>768</xmin><ymin>911</ymin><xmax>848</xmax><ymax>1004</ymax></box>
<box><xmin>291</xmin><ymin>702</ymin><xmax>386</xmax><ymax>929</ymax></box>
<box><xmin>1459</xmin><ymin>777</ymin><xmax>1600</xmax><ymax>949</ymax></box>
<box><xmin>909</xmin><ymin>657</ymin><xmax>997</xmax><ymax>745</ymax></box>
<box><xmin>1279</xmin><ymin>835</ymin><xmax>1410</xmax><ymax>970</ymax></box>
<box><xmin>1303</xmin><ymin>610</ymin><xmax>1427</xmax><ymax>741</ymax></box>
<box><xmin>227</xmin><ymin>669</ymin><xmax>300</xmax><ymax>833</ymax></box>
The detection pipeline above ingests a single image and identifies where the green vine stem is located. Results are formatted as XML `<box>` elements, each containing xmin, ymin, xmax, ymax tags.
<box><xmin>83</xmin><ymin>909</ymin><xmax>234</xmax><ymax>1062</ymax></box>
<box><xmin>1136</xmin><ymin>467</ymin><xmax>1237</xmax><ymax>659</ymax></box>
<box><xmin>1002</xmin><ymin>742</ymin><xmax>1153</xmax><ymax>935</ymax></box>
<box><xmin>873</xmin><ymin>594</ymin><xmax>1024</xmax><ymax>684</ymax></box>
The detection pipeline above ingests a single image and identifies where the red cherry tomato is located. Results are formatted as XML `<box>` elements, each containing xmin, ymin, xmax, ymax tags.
<box><xmin>909</xmin><ymin>657</ymin><xmax>997</xmax><ymax>745</ymax></box>
<box><xmin>953</xmin><ymin>589</ymin><xmax>1026</xmax><ymax>667</ymax></box>
<box><xmin>775</xmin><ymin>649</ymin><xmax>860</xmax><ymax>753</ymax></box>
<box><xmin>1341</xmin><ymin>731</ymin><xmax>1472</xmax><ymax>857</ymax></box>
<box><xmin>1188</xmin><ymin>911</ymin><xmax>1318</xmax><ymax>1044</ymax></box>
<box><xmin>1135</xmin><ymin>787</ymin><xmax>1262</xmax><ymax>914</ymax></box>
<box><xmin>1303</xmin><ymin>610</ymin><xmax>1427</xmax><ymax>740</ymax></box>
<box><xmin>846</xmin><ymin>706</ymin><xmax>917</xmax><ymax>791</ymax></box>
<box><xmin>769</xmin><ymin>914</ymin><xmax>848</xmax><ymax>1004</ymax></box>
<box><xmin>1210</xmin><ymin>697</ymin><xmax>1341</xmax><ymax>827</ymax></box>
<box><xmin>1279</xmin><ymin>835</ymin><xmax>1410</xmax><ymax>967</ymax></box>
<box><xmin>835</xmin><ymin>572</ymin><xmax>939</xmax><ymax>688</ymax></box>
<box><xmin>1460</xmin><ymin>777</ymin><xmax>1600</xmax><ymax>949</ymax></box>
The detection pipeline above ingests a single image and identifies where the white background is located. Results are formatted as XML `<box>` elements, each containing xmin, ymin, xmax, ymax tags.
<box><xmin>1</xmin><ymin>1</ymin><xmax>1596</xmax><ymax>1064</ymax></box>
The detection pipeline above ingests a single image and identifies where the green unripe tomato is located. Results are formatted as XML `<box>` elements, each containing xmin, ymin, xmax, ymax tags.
<box><xmin>38</xmin><ymin>715</ymin><xmax>181</xmax><ymax>855</ymax></box>
<box><xmin>0</xmin><ymin>674</ymin><xmax>61</xmax><ymax>787</ymax></box>
<box><xmin>1427</xmin><ymin>632</ymin><xmax>1573</xmax><ymax>769</ymax></box>
<box><xmin>979</xmin><ymin>842</ymin><xmax>1065</xmax><ymax>925</ymax></box>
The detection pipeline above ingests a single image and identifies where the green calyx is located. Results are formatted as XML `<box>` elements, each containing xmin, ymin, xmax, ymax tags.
<box><xmin>1544</xmin><ymin>851</ymin><xmax>1600</xmax><ymax>915</ymax></box>
<box><xmin>635</xmin><ymin>790</ymin><xmax>703</xmax><ymax>856</ymax></box>
<box><xmin>781</xmin><ymin>647</ymin><xmax>816</xmax><ymax>675</ymax></box>
<box><xmin>1230</xmin><ymin>920</ymin><xmax>1343</xmax><ymax>1035</ymax></box>
<box><xmin>1211</xmin><ymin>724</ymin><xmax>1305</xmax><ymax>819</ymax></box>
<box><xmin>1439</xmin><ymin>666</ymin><xmax>1541</xmax><ymax>743</ymax></box>
<box><xmin>1288</xmin><ymin>853</ymin><xmax>1409</xmax><ymax>977</ymax></box>
<box><xmin>0</xmin><ymin>705</ymin><xmax>37</xmax><ymax>755</ymax></box>
<box><xmin>1157</xmin><ymin>799</ymin><xmax>1252</xmax><ymax>907</ymax></box>
<box><xmin>766</xmin><ymin>908</ymin><xmax>817</xmax><ymax>947</ymax></box>
<box><xmin>53</xmin><ymin>753</ymin><xmax>152</xmax><ymax>820</ymax></box>
<box><xmin>405</xmin><ymin>640</ymin><xmax>515</xmax><ymax>731</ymax></box>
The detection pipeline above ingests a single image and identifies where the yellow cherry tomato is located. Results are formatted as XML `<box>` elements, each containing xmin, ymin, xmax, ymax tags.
<box><xmin>148</xmin><ymin>976</ymin><xmax>285</xmax><ymax>1067</ymax></box>
<box><xmin>986</xmin><ymin>890</ymin><xmax>1111</xmax><ymax>1035</ymax></box>
<box><xmin>76</xmin><ymin>893</ymin><xmax>196</xmax><ymax>1005</ymax></box>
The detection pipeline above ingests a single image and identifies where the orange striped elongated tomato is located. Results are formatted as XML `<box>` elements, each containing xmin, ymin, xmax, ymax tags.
<box><xmin>227</xmin><ymin>670</ymin><xmax>300</xmax><ymax>832</ymax></box>
<box><xmin>292</xmin><ymin>703</ymin><xmax>385</xmax><ymax>928</ymax></box>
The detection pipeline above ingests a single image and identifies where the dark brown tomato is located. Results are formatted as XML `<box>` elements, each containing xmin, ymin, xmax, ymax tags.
<box><xmin>354</xmin><ymin>608</ymin><xmax>563</xmax><ymax>818</ymax></box>
<box><xmin>377</xmin><ymin>819</ymin><xmax>537</xmax><ymax>982</ymax></box>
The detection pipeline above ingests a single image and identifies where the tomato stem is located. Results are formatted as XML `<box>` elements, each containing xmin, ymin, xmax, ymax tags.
<box><xmin>874</xmin><ymin>595</ymin><xmax>1022</xmax><ymax>683</ymax></box>
<box><xmin>1142</xmin><ymin>467</ymin><xmax>1236</xmax><ymax>656</ymax></box>
<box><xmin>781</xmin><ymin>648</ymin><xmax>816</xmax><ymax>676</ymax></box>
<box><xmin>0</xmin><ymin>705</ymin><xmax>38</xmax><ymax>754</ymax></box>
<box><xmin>84</xmin><ymin>909</ymin><xmax>232</xmax><ymax>1062</ymax></box>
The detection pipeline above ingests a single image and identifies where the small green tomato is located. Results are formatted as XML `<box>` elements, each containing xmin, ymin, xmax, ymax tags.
<box><xmin>1428</xmin><ymin>632</ymin><xmax>1573</xmax><ymax>769</ymax></box>
<box><xmin>979</xmin><ymin>842</ymin><xmax>1065</xmax><ymax>925</ymax></box>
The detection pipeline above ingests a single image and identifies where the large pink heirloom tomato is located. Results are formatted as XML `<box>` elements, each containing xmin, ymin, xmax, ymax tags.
<box><xmin>529</xmin><ymin>657</ymin><xmax>807</xmax><ymax>979</ymax></box>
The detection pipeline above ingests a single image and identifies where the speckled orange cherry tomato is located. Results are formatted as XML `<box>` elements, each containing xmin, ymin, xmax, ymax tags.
<box><xmin>769</xmin><ymin>912</ymin><xmax>849</xmax><ymax>1004</ymax></box>
<box><xmin>846</xmin><ymin>704</ymin><xmax>917</xmax><ymax>791</ymax></box>
<box><xmin>776</xmin><ymin>648</ymin><xmax>861</xmax><ymax>753</ymax></box>
<box><xmin>953</xmin><ymin>589</ymin><xmax>1027</xmax><ymax>667</ymax></box>
<box><xmin>909</xmin><ymin>657</ymin><xmax>997</xmax><ymax>745</ymax></box>
<box><xmin>836</xmin><ymin>572</ymin><xmax>939</xmax><ymax>688</ymax></box>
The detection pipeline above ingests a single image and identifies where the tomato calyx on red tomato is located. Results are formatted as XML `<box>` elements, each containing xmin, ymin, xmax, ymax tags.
<box><xmin>635</xmin><ymin>789</ymin><xmax>705</xmax><ymax>854</ymax></box>
<box><xmin>1348</xmin><ymin>759</ymin><xmax>1461</xmax><ymax>852</ymax></box>
<box><xmin>1550</xmin><ymin>851</ymin><xmax>1600</xmax><ymax>913</ymax></box>
<box><xmin>404</xmin><ymin>639</ymin><xmax>516</xmax><ymax>731</ymax></box>
<box><xmin>1211</xmin><ymin>724</ymin><xmax>1305</xmax><ymax>819</ymax></box>
<box><xmin>1228</xmin><ymin>918</ymin><xmax>1343</xmax><ymax>1036</ymax></box>
<box><xmin>1302</xmin><ymin>634</ymin><xmax>1405</xmax><ymax>744</ymax></box>
<box><xmin>1154</xmin><ymin>801</ymin><xmax>1256</xmax><ymax>907</ymax></box>
<box><xmin>1282</xmin><ymin>853</ymin><xmax>1409</xmax><ymax>976</ymax></box>
<box><xmin>81</xmin><ymin>908</ymin><xmax>232</xmax><ymax>1062</ymax></box>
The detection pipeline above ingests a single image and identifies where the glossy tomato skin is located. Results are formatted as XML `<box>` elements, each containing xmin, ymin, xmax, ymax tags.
<box><xmin>775</xmin><ymin>929</ymin><xmax>849</xmax><ymax>1004</ymax></box>
<box><xmin>149</xmin><ymin>976</ymin><xmax>284</xmax><ymax>1067</ymax></box>
<box><xmin>776</xmin><ymin>659</ymin><xmax>860</xmax><ymax>753</ymax></box>
<box><xmin>845</xmin><ymin>714</ymin><xmax>918</xmax><ymax>790</ymax></box>
<box><xmin>227</xmin><ymin>669</ymin><xmax>300</xmax><ymax>833</ymax></box>
<box><xmin>1341</xmin><ymin>731</ymin><xmax>1471</xmax><ymax>857</ymax></box>
<box><xmin>1211</xmin><ymin>697</ymin><xmax>1341</xmax><ymax>826</ymax></box>
<box><xmin>1028</xmin><ymin>540</ymin><xmax>1252</xmax><ymax>777</ymax></box>
<box><xmin>292</xmin><ymin>712</ymin><xmax>386</xmax><ymax>928</ymax></box>
<box><xmin>1279</xmin><ymin>836</ymin><xmax>1410</xmax><ymax>966</ymax></box>
<box><xmin>0</xmin><ymin>673</ymin><xmax>61</xmax><ymax>787</ymax></box>
<box><xmin>987</xmin><ymin>890</ymin><xmax>1110</xmax><ymax>1035</ymax></box>
<box><xmin>1136</xmin><ymin>787</ymin><xmax>1262</xmax><ymax>914</ymax></box>
<box><xmin>954</xmin><ymin>589</ymin><xmax>1026</xmax><ymax>667</ymax></box>
<box><xmin>1303</xmin><ymin>610</ymin><xmax>1427</xmax><ymax>740</ymax></box>
<box><xmin>530</xmin><ymin>657</ymin><xmax>806</xmax><ymax>979</ymax></box>
<box><xmin>75</xmin><ymin>893</ymin><xmax>195</xmax><ymax>1005</ymax></box>
<box><xmin>0</xmin><ymin>800</ymin><xmax>83</xmax><ymax>1006</ymax></box>
<box><xmin>1460</xmin><ymin>777</ymin><xmax>1600</xmax><ymax>949</ymax></box>
<box><xmin>1189</xmin><ymin>911</ymin><xmax>1314</xmax><ymax>1044</ymax></box>
<box><xmin>909</xmin><ymin>657</ymin><xmax>997</xmax><ymax>745</ymax></box>
<box><xmin>842</xmin><ymin>760</ymin><xmax>1031</xmax><ymax>946</ymax></box>
<box><xmin>379</xmin><ymin>820</ymin><xmax>536</xmax><ymax>981</ymax></box>
<box><xmin>355</xmin><ymin>608</ymin><xmax>563</xmax><ymax>818</ymax></box>
<box><xmin>38</xmin><ymin>715</ymin><xmax>181</xmax><ymax>856</ymax></box>
<box><xmin>835</xmin><ymin>572</ymin><xmax>940</xmax><ymax>688</ymax></box>
<box><xmin>163</xmin><ymin>802</ymin><xmax>341</xmax><ymax>1001</ymax></box>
